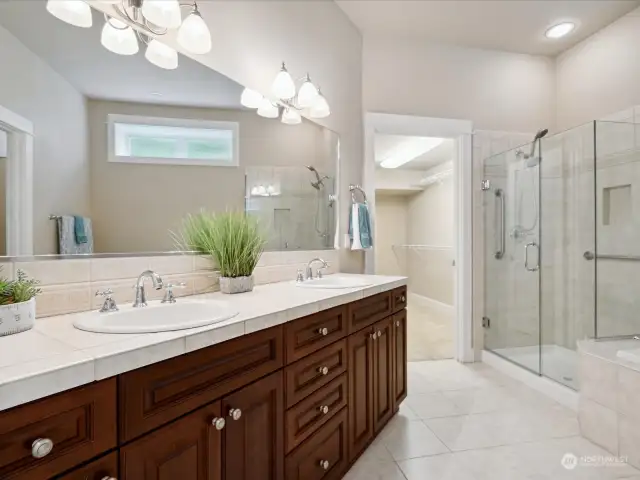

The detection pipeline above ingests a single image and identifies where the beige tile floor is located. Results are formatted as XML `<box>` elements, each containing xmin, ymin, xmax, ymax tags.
<box><xmin>343</xmin><ymin>360</ymin><xmax>640</xmax><ymax>480</ymax></box>
<box><xmin>407</xmin><ymin>299</ymin><xmax>454</xmax><ymax>361</ymax></box>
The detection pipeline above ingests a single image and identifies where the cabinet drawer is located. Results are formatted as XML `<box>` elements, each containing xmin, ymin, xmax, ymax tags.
<box><xmin>285</xmin><ymin>340</ymin><xmax>347</xmax><ymax>409</ymax></box>
<box><xmin>391</xmin><ymin>286</ymin><xmax>407</xmax><ymax>313</ymax></box>
<box><xmin>347</xmin><ymin>292</ymin><xmax>392</xmax><ymax>333</ymax></box>
<box><xmin>285</xmin><ymin>407</ymin><xmax>348</xmax><ymax>480</ymax></box>
<box><xmin>285</xmin><ymin>373</ymin><xmax>347</xmax><ymax>454</ymax></box>
<box><xmin>285</xmin><ymin>306</ymin><xmax>348</xmax><ymax>364</ymax></box>
<box><xmin>0</xmin><ymin>379</ymin><xmax>117</xmax><ymax>480</ymax></box>
<box><xmin>56</xmin><ymin>452</ymin><xmax>118</xmax><ymax>480</ymax></box>
<box><xmin>119</xmin><ymin>325</ymin><xmax>283</xmax><ymax>442</ymax></box>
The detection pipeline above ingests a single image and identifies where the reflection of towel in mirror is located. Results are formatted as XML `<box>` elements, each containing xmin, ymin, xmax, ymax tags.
<box><xmin>74</xmin><ymin>216</ymin><xmax>87</xmax><ymax>244</ymax></box>
<box><xmin>57</xmin><ymin>216</ymin><xmax>94</xmax><ymax>254</ymax></box>
<box><xmin>348</xmin><ymin>203</ymin><xmax>372</xmax><ymax>250</ymax></box>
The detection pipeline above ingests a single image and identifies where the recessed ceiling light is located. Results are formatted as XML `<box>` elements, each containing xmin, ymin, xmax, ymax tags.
<box><xmin>545</xmin><ymin>22</ymin><xmax>575</xmax><ymax>39</ymax></box>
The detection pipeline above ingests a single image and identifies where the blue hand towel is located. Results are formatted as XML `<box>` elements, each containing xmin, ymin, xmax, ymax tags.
<box><xmin>73</xmin><ymin>216</ymin><xmax>88</xmax><ymax>244</ymax></box>
<box><xmin>348</xmin><ymin>203</ymin><xmax>373</xmax><ymax>250</ymax></box>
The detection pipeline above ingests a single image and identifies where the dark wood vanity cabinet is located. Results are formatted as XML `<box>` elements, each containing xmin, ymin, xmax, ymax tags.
<box><xmin>0</xmin><ymin>287</ymin><xmax>407</xmax><ymax>480</ymax></box>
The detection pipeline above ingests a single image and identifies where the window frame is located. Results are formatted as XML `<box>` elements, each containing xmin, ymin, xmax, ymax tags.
<box><xmin>107</xmin><ymin>114</ymin><xmax>240</xmax><ymax>167</ymax></box>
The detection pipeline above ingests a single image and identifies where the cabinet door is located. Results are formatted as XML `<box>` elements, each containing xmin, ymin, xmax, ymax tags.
<box><xmin>393</xmin><ymin>310</ymin><xmax>408</xmax><ymax>409</ymax></box>
<box><xmin>373</xmin><ymin>317</ymin><xmax>395</xmax><ymax>433</ymax></box>
<box><xmin>56</xmin><ymin>452</ymin><xmax>118</xmax><ymax>480</ymax></box>
<box><xmin>347</xmin><ymin>327</ymin><xmax>374</xmax><ymax>462</ymax></box>
<box><xmin>222</xmin><ymin>371</ymin><xmax>284</xmax><ymax>480</ymax></box>
<box><xmin>120</xmin><ymin>401</ymin><xmax>222</xmax><ymax>480</ymax></box>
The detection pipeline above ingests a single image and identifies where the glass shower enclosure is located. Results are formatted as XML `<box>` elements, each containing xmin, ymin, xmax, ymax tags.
<box><xmin>482</xmin><ymin>120</ymin><xmax>639</xmax><ymax>390</ymax></box>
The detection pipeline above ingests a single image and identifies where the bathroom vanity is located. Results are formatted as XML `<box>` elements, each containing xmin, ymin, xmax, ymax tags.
<box><xmin>0</xmin><ymin>278</ymin><xmax>407</xmax><ymax>480</ymax></box>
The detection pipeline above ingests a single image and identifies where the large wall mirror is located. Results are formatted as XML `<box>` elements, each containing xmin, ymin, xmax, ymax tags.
<box><xmin>0</xmin><ymin>1</ymin><xmax>338</xmax><ymax>257</ymax></box>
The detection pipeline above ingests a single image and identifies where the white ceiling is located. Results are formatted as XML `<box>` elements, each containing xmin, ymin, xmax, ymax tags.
<box><xmin>0</xmin><ymin>1</ymin><xmax>244</xmax><ymax>108</ymax></box>
<box><xmin>336</xmin><ymin>0</ymin><xmax>640</xmax><ymax>56</ymax></box>
<box><xmin>374</xmin><ymin>134</ymin><xmax>455</xmax><ymax>170</ymax></box>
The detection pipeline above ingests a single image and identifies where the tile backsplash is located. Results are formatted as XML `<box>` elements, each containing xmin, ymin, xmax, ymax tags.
<box><xmin>10</xmin><ymin>250</ymin><xmax>339</xmax><ymax>318</ymax></box>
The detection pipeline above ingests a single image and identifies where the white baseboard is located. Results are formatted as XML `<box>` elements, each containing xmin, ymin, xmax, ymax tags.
<box><xmin>408</xmin><ymin>292</ymin><xmax>455</xmax><ymax>315</ymax></box>
<box><xmin>482</xmin><ymin>350</ymin><xmax>578</xmax><ymax>411</ymax></box>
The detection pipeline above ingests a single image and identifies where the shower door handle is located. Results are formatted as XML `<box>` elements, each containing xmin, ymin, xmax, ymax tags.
<box><xmin>525</xmin><ymin>242</ymin><xmax>540</xmax><ymax>272</ymax></box>
<box><xmin>494</xmin><ymin>189</ymin><xmax>505</xmax><ymax>259</ymax></box>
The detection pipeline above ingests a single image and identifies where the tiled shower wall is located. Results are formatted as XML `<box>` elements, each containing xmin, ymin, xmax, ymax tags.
<box><xmin>473</xmin><ymin>129</ymin><xmax>533</xmax><ymax>354</ymax></box>
<box><xmin>6</xmin><ymin>249</ymin><xmax>339</xmax><ymax>318</ymax></box>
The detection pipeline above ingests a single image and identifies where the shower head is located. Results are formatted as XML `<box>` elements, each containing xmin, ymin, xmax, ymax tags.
<box><xmin>307</xmin><ymin>165</ymin><xmax>328</xmax><ymax>190</ymax></box>
<box><xmin>522</xmin><ymin>128</ymin><xmax>549</xmax><ymax>163</ymax></box>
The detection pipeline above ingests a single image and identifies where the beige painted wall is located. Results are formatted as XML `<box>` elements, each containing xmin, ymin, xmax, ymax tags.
<box><xmin>363</xmin><ymin>34</ymin><xmax>556</xmax><ymax>132</ymax></box>
<box><xmin>0</xmin><ymin>24</ymin><xmax>89</xmax><ymax>255</ymax></box>
<box><xmin>374</xmin><ymin>195</ymin><xmax>408</xmax><ymax>276</ymax></box>
<box><xmin>88</xmin><ymin>100</ymin><xmax>335</xmax><ymax>253</ymax></box>
<box><xmin>406</xmin><ymin>168</ymin><xmax>455</xmax><ymax>306</ymax></box>
<box><xmin>89</xmin><ymin>1</ymin><xmax>364</xmax><ymax>272</ymax></box>
<box><xmin>556</xmin><ymin>7</ymin><xmax>640</xmax><ymax>129</ymax></box>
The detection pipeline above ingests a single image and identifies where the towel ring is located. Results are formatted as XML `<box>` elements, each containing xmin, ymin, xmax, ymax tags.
<box><xmin>349</xmin><ymin>185</ymin><xmax>367</xmax><ymax>204</ymax></box>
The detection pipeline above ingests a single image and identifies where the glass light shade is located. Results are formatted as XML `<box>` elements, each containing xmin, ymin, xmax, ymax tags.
<box><xmin>141</xmin><ymin>0</ymin><xmax>182</xmax><ymax>29</ymax></box>
<box><xmin>257</xmin><ymin>98</ymin><xmax>279</xmax><ymax>119</ymax></box>
<box><xmin>240</xmin><ymin>88</ymin><xmax>263</xmax><ymax>109</ymax></box>
<box><xmin>145</xmin><ymin>40</ymin><xmax>178</xmax><ymax>70</ymax></box>
<box><xmin>281</xmin><ymin>108</ymin><xmax>302</xmax><ymax>125</ymax></box>
<box><xmin>177</xmin><ymin>11</ymin><xmax>212</xmax><ymax>55</ymax></box>
<box><xmin>101</xmin><ymin>19</ymin><xmax>139</xmax><ymax>56</ymax></box>
<box><xmin>310</xmin><ymin>93</ymin><xmax>330</xmax><ymax>119</ymax></box>
<box><xmin>271</xmin><ymin>65</ymin><xmax>296</xmax><ymax>99</ymax></box>
<box><xmin>46</xmin><ymin>0</ymin><xmax>92</xmax><ymax>28</ymax></box>
<box><xmin>297</xmin><ymin>79</ymin><xmax>318</xmax><ymax>108</ymax></box>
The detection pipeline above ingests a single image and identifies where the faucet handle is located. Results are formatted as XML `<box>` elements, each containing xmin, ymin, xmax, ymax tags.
<box><xmin>296</xmin><ymin>269</ymin><xmax>305</xmax><ymax>283</ymax></box>
<box><xmin>96</xmin><ymin>289</ymin><xmax>118</xmax><ymax>313</ymax></box>
<box><xmin>316</xmin><ymin>263</ymin><xmax>329</xmax><ymax>279</ymax></box>
<box><xmin>95</xmin><ymin>289</ymin><xmax>114</xmax><ymax>298</ymax></box>
<box><xmin>162</xmin><ymin>282</ymin><xmax>187</xmax><ymax>304</ymax></box>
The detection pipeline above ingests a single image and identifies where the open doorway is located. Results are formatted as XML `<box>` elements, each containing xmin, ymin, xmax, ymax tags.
<box><xmin>363</xmin><ymin>113</ymin><xmax>474</xmax><ymax>363</ymax></box>
<box><xmin>374</xmin><ymin>134</ymin><xmax>456</xmax><ymax>360</ymax></box>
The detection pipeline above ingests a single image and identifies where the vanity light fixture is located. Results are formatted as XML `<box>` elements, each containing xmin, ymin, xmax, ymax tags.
<box><xmin>240</xmin><ymin>63</ymin><xmax>330</xmax><ymax>124</ymax></box>
<box><xmin>545</xmin><ymin>22</ymin><xmax>575</xmax><ymax>39</ymax></box>
<box><xmin>47</xmin><ymin>0</ymin><xmax>212</xmax><ymax>70</ymax></box>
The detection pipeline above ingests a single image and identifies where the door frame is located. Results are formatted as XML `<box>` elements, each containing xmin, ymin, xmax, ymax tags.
<box><xmin>363</xmin><ymin>112</ymin><xmax>474</xmax><ymax>363</ymax></box>
<box><xmin>0</xmin><ymin>104</ymin><xmax>33</xmax><ymax>256</ymax></box>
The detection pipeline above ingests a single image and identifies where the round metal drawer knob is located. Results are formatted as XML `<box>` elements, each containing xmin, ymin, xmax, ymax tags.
<box><xmin>396</xmin><ymin>320</ymin><xmax>400</xmax><ymax>327</ymax></box>
<box><xmin>31</xmin><ymin>438</ymin><xmax>54</xmax><ymax>459</ymax></box>
<box><xmin>401</xmin><ymin>295</ymin><xmax>406</xmax><ymax>302</ymax></box>
<box><xmin>101</xmin><ymin>477</ymin><xmax>117</xmax><ymax>480</ymax></box>
<box><xmin>377</xmin><ymin>330</ymin><xmax>382</xmax><ymax>338</ymax></box>
<box><xmin>318</xmin><ymin>366</ymin><xmax>329</xmax><ymax>376</ymax></box>
<box><xmin>319</xmin><ymin>459</ymin><xmax>330</xmax><ymax>470</ymax></box>
<box><xmin>319</xmin><ymin>405</ymin><xmax>329</xmax><ymax>415</ymax></box>
<box><xmin>211</xmin><ymin>417</ymin><xmax>226</xmax><ymax>430</ymax></box>
<box><xmin>370</xmin><ymin>332</ymin><xmax>377</xmax><ymax>340</ymax></box>
<box><xmin>318</xmin><ymin>327</ymin><xmax>329</xmax><ymax>336</ymax></box>
<box><xmin>229</xmin><ymin>408</ymin><xmax>242</xmax><ymax>421</ymax></box>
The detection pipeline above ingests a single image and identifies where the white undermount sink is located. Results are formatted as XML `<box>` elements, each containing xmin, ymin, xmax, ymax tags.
<box><xmin>73</xmin><ymin>299</ymin><xmax>239</xmax><ymax>334</ymax></box>
<box><xmin>296</xmin><ymin>277</ymin><xmax>373</xmax><ymax>289</ymax></box>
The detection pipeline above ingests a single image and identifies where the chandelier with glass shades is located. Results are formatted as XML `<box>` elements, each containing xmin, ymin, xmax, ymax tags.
<box><xmin>46</xmin><ymin>0</ymin><xmax>212</xmax><ymax>70</ymax></box>
<box><xmin>240</xmin><ymin>63</ymin><xmax>330</xmax><ymax>125</ymax></box>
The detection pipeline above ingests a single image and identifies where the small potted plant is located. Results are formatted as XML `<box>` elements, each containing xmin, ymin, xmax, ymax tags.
<box><xmin>178</xmin><ymin>211</ymin><xmax>266</xmax><ymax>294</ymax></box>
<box><xmin>0</xmin><ymin>269</ymin><xmax>42</xmax><ymax>336</ymax></box>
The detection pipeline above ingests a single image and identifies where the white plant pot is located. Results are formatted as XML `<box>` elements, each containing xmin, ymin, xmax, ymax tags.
<box><xmin>219</xmin><ymin>276</ymin><xmax>254</xmax><ymax>294</ymax></box>
<box><xmin>0</xmin><ymin>298</ymin><xmax>36</xmax><ymax>336</ymax></box>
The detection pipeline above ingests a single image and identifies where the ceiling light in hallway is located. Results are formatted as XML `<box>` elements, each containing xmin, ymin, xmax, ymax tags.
<box><xmin>545</xmin><ymin>22</ymin><xmax>575</xmax><ymax>39</ymax></box>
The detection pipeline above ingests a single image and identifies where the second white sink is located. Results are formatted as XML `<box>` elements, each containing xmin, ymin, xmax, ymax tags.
<box><xmin>73</xmin><ymin>299</ymin><xmax>239</xmax><ymax>334</ymax></box>
<box><xmin>296</xmin><ymin>277</ymin><xmax>373</xmax><ymax>289</ymax></box>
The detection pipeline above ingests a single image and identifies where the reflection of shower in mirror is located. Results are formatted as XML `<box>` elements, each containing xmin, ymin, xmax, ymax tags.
<box><xmin>307</xmin><ymin>165</ymin><xmax>334</xmax><ymax>244</ymax></box>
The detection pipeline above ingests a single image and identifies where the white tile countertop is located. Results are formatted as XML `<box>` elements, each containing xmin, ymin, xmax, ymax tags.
<box><xmin>0</xmin><ymin>274</ymin><xmax>406</xmax><ymax>411</ymax></box>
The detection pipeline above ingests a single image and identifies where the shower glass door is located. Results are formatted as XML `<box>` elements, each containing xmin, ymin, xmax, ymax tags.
<box><xmin>483</xmin><ymin>144</ymin><xmax>541</xmax><ymax>374</ymax></box>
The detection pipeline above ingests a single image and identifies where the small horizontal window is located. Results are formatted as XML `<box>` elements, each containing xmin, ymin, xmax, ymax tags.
<box><xmin>108</xmin><ymin>114</ymin><xmax>239</xmax><ymax>167</ymax></box>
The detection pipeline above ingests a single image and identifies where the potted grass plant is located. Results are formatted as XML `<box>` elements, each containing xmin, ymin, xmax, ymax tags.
<box><xmin>178</xmin><ymin>211</ymin><xmax>266</xmax><ymax>294</ymax></box>
<box><xmin>0</xmin><ymin>269</ymin><xmax>42</xmax><ymax>336</ymax></box>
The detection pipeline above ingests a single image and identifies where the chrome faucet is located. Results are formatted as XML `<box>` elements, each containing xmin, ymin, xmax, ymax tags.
<box><xmin>305</xmin><ymin>258</ymin><xmax>329</xmax><ymax>280</ymax></box>
<box><xmin>133</xmin><ymin>270</ymin><xmax>164</xmax><ymax>308</ymax></box>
